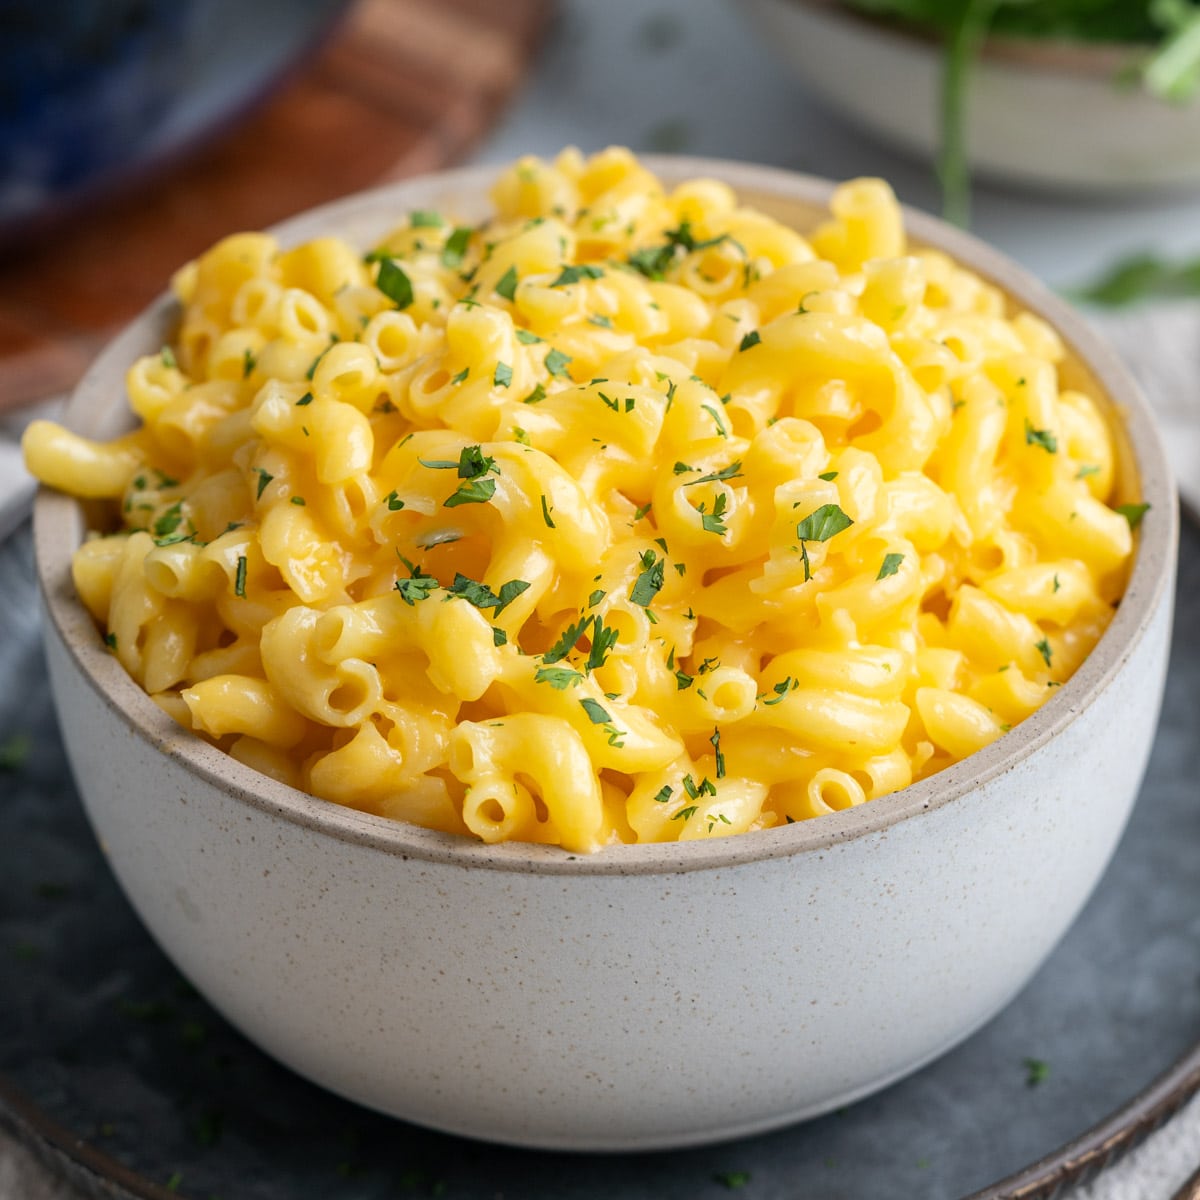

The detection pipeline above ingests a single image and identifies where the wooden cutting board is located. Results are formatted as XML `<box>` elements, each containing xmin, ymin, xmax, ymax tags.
<box><xmin>0</xmin><ymin>0</ymin><xmax>554</xmax><ymax>413</ymax></box>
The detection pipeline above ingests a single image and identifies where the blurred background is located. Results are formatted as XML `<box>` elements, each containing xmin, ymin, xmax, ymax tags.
<box><xmin>5</xmin><ymin>0</ymin><xmax>1200</xmax><ymax>410</ymax></box>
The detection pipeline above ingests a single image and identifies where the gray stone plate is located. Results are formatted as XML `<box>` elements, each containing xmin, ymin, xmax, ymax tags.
<box><xmin>1</xmin><ymin>517</ymin><xmax>1198</xmax><ymax>1200</ymax></box>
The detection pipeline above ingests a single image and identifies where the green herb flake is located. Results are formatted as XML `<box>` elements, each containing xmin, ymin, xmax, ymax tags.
<box><xmin>295</xmin><ymin>391</ymin><xmax>313</xmax><ymax>407</ymax></box>
<box><xmin>698</xmin><ymin>493</ymin><xmax>729</xmax><ymax>536</ymax></box>
<box><xmin>495</xmin><ymin>265</ymin><xmax>519</xmax><ymax>301</ymax></box>
<box><xmin>1024</xmin><ymin>419</ymin><xmax>1058</xmax><ymax>454</ymax></box>
<box><xmin>762</xmin><ymin>677</ymin><xmax>795</xmax><ymax>706</ymax></box>
<box><xmin>516</xmin><ymin>328</ymin><xmax>543</xmax><ymax>345</ymax></box>
<box><xmin>710</xmin><ymin>727</ymin><xmax>726</xmax><ymax>778</ymax></box>
<box><xmin>160</xmin><ymin>345</ymin><xmax>177</xmax><ymax>369</ymax></box>
<box><xmin>738</xmin><ymin>330</ymin><xmax>761</xmax><ymax>352</ymax></box>
<box><xmin>579</xmin><ymin>697</ymin><xmax>612</xmax><ymax>724</ymax></box>
<box><xmin>673</xmin><ymin>461</ymin><xmax>693</xmax><ymax>475</ymax></box>
<box><xmin>394</xmin><ymin>570</ymin><xmax>439</xmax><ymax>605</ymax></box>
<box><xmin>714</xmin><ymin>1170</ymin><xmax>751</xmax><ymax>1190</ymax></box>
<box><xmin>444</xmin><ymin>476</ymin><xmax>497</xmax><ymax>507</ymax></box>
<box><xmin>587</xmin><ymin>314</ymin><xmax>613</xmax><ymax>328</ymax></box>
<box><xmin>1076</xmin><ymin>464</ymin><xmax>1100</xmax><ymax>479</ymax></box>
<box><xmin>551</xmin><ymin>263</ymin><xmax>605</xmax><ymax>287</ymax></box>
<box><xmin>818</xmin><ymin>470</ymin><xmax>838</xmax><ymax>481</ymax></box>
<box><xmin>305</xmin><ymin>334</ymin><xmax>340</xmax><ymax>381</ymax></box>
<box><xmin>685</xmin><ymin>460</ymin><xmax>743</xmax><ymax>487</ymax></box>
<box><xmin>586</xmin><ymin>614</ymin><xmax>619</xmax><ymax>671</ymax></box>
<box><xmin>1116</xmin><ymin>502</ymin><xmax>1151</xmax><ymax>529</ymax></box>
<box><xmin>544</xmin><ymin>347</ymin><xmax>573</xmax><ymax>378</ymax></box>
<box><xmin>632</xmin><ymin>501</ymin><xmax>652</xmax><ymax>523</ymax></box>
<box><xmin>441</xmin><ymin>226</ymin><xmax>472</xmax><ymax>269</ymax></box>
<box><xmin>587</xmin><ymin>588</ymin><xmax>606</xmax><ymax>608</ymax></box>
<box><xmin>630</xmin><ymin>549</ymin><xmax>665</xmax><ymax>608</ymax></box>
<box><xmin>411</xmin><ymin>209</ymin><xmax>443</xmax><ymax>228</ymax></box>
<box><xmin>494</xmin><ymin>361</ymin><xmax>513</xmax><ymax>388</ymax></box>
<box><xmin>1023</xmin><ymin>1057</ymin><xmax>1050</xmax><ymax>1088</ymax></box>
<box><xmin>1035</xmin><ymin>637</ymin><xmax>1053</xmax><ymax>668</ymax></box>
<box><xmin>448</xmin><ymin>573</ymin><xmax>530</xmax><ymax>617</ymax></box>
<box><xmin>522</xmin><ymin>382</ymin><xmax>547</xmax><ymax>405</ymax></box>
<box><xmin>535</xmin><ymin>665</ymin><xmax>583</xmax><ymax>690</ymax></box>
<box><xmin>376</xmin><ymin>258</ymin><xmax>415</xmax><ymax>309</ymax></box>
<box><xmin>290</xmin><ymin>495</ymin><xmax>305</xmax><ymax>506</ymax></box>
<box><xmin>543</xmin><ymin>615</ymin><xmax>591</xmax><ymax>665</ymax></box>
<box><xmin>104</xmin><ymin>632</ymin><xmax>118</xmax><ymax>652</ymax></box>
<box><xmin>540</xmin><ymin>494</ymin><xmax>556</xmax><ymax>528</ymax></box>
<box><xmin>0</xmin><ymin>733</ymin><xmax>31</xmax><ymax>772</ymax></box>
<box><xmin>492</xmin><ymin>626</ymin><xmax>508</xmax><ymax>647</ymax></box>
<box><xmin>252</xmin><ymin>466</ymin><xmax>274</xmax><ymax>500</ymax></box>
<box><xmin>702</xmin><ymin>403</ymin><xmax>729</xmax><ymax>438</ymax></box>
<box><xmin>796</xmin><ymin>503</ymin><xmax>854</xmax><ymax>544</ymax></box>
<box><xmin>877</xmin><ymin>552</ymin><xmax>904</xmax><ymax>580</ymax></box>
<box><xmin>241</xmin><ymin>348</ymin><xmax>257</xmax><ymax>379</ymax></box>
<box><xmin>234</xmin><ymin>556</ymin><xmax>248</xmax><ymax>598</ymax></box>
<box><xmin>653</xmin><ymin>785</ymin><xmax>673</xmax><ymax>804</ymax></box>
<box><xmin>450</xmin><ymin>366</ymin><xmax>470</xmax><ymax>385</ymax></box>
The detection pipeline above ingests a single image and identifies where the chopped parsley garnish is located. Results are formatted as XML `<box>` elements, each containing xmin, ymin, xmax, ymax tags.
<box><xmin>710</xmin><ymin>726</ymin><xmax>726</xmax><ymax>778</ymax></box>
<box><xmin>1076</xmin><ymin>463</ymin><xmax>1100</xmax><ymax>479</ymax></box>
<box><xmin>296</xmin><ymin>391</ymin><xmax>313</xmax><ymax>406</ymax></box>
<box><xmin>152</xmin><ymin>502</ymin><xmax>186</xmax><ymax>542</ymax></box>
<box><xmin>160</xmin><ymin>345</ymin><xmax>177</xmax><ymax>369</ymax></box>
<box><xmin>515</xmin><ymin>328</ymin><xmax>543</xmax><ymax>345</ymax></box>
<box><xmin>376</xmin><ymin>258</ymin><xmax>415</xmax><ymax>309</ymax></box>
<box><xmin>544</xmin><ymin>615</ymin><xmax>591</xmax><ymax>664</ymax></box>
<box><xmin>535</xmin><ymin>664</ymin><xmax>583</xmax><ymax>689</ymax></box>
<box><xmin>411</xmin><ymin>209</ymin><xmax>443</xmax><ymax>228</ymax></box>
<box><xmin>795</xmin><ymin>502</ymin><xmax>854</xmax><ymax>581</ymax></box>
<box><xmin>104</xmin><ymin>632</ymin><xmax>118</xmax><ymax>651</ymax></box>
<box><xmin>234</xmin><ymin>556</ymin><xmax>247</xmax><ymax>597</ymax></box>
<box><xmin>241</xmin><ymin>348</ymin><xmax>256</xmax><ymax>378</ymax></box>
<box><xmin>451</xmin><ymin>366</ymin><xmax>470</xmax><ymax>385</ymax></box>
<box><xmin>698</xmin><ymin>493</ymin><xmax>729</xmax><ymax>535</ymax></box>
<box><xmin>587</xmin><ymin>614</ymin><xmax>619</xmax><ymax>671</ymax></box>
<box><xmin>1116</xmin><ymin>502</ymin><xmax>1151</xmax><ymax>529</ymax></box>
<box><xmin>653</xmin><ymin>785</ymin><xmax>673</xmax><ymax>804</ymax></box>
<box><xmin>0</xmin><ymin>733</ymin><xmax>30</xmax><ymax>772</ymax></box>
<box><xmin>522</xmin><ymin>382</ymin><xmax>547</xmax><ymax>404</ymax></box>
<box><xmin>540</xmin><ymin>495</ymin><xmax>556</xmax><ymax>528</ymax></box>
<box><xmin>305</xmin><ymin>333</ymin><xmax>340</xmax><ymax>380</ymax></box>
<box><xmin>495</xmin><ymin>265</ymin><xmax>519</xmax><ymax>301</ymax></box>
<box><xmin>626</xmin><ymin>220</ymin><xmax>737</xmax><ymax>280</ymax></box>
<box><xmin>713</xmin><ymin>1170</ymin><xmax>751</xmax><ymax>1190</ymax></box>
<box><xmin>385</xmin><ymin>490</ymin><xmax>405</xmax><ymax>511</ymax></box>
<box><xmin>1023</xmin><ymin>1057</ymin><xmax>1050</xmax><ymax>1088</ymax></box>
<box><xmin>445</xmin><ymin>477</ymin><xmax>496</xmax><ymax>507</ymax></box>
<box><xmin>492</xmin><ymin>627</ymin><xmax>508</xmax><ymax>646</ymax></box>
<box><xmin>494</xmin><ymin>361</ymin><xmax>513</xmax><ymax>388</ymax></box>
<box><xmin>290</xmin><ymin>496</ymin><xmax>306</xmax><ymax>506</ymax></box>
<box><xmin>448</xmin><ymin>573</ymin><xmax>530</xmax><ymax>616</ymax></box>
<box><xmin>762</xmin><ymin>677</ymin><xmax>796</xmax><ymax>706</ymax></box>
<box><xmin>673</xmin><ymin>461</ymin><xmax>693</xmax><ymax>475</ymax></box>
<box><xmin>738</xmin><ymin>330</ymin><xmax>761</xmax><ymax>352</ymax></box>
<box><xmin>544</xmin><ymin>347</ymin><xmax>573</xmax><ymax>378</ymax></box>
<box><xmin>1023</xmin><ymin>419</ymin><xmax>1058</xmax><ymax>454</ymax></box>
<box><xmin>394</xmin><ymin>566</ymin><xmax>439</xmax><ymax>604</ymax></box>
<box><xmin>672</xmin><ymin>805</ymin><xmax>698</xmax><ymax>822</ymax></box>
<box><xmin>587</xmin><ymin>314</ymin><xmax>613</xmax><ymax>328</ymax></box>
<box><xmin>702</xmin><ymin>403</ymin><xmax>728</xmax><ymax>437</ymax></box>
<box><xmin>252</xmin><ymin>466</ymin><xmax>274</xmax><ymax>500</ymax></box>
<box><xmin>684</xmin><ymin>460</ymin><xmax>743</xmax><ymax>487</ymax></box>
<box><xmin>579</xmin><ymin>697</ymin><xmax>612</xmax><ymax>724</ymax></box>
<box><xmin>441</xmin><ymin>226</ymin><xmax>472</xmax><ymax>268</ymax></box>
<box><xmin>631</xmin><ymin>501</ymin><xmax>652</xmax><ymax>523</ymax></box>
<box><xmin>550</xmin><ymin>263</ymin><xmax>605</xmax><ymax>287</ymax></box>
<box><xmin>587</xmin><ymin>588</ymin><xmax>606</xmax><ymax>608</ymax></box>
<box><xmin>877</xmin><ymin>552</ymin><xmax>904</xmax><ymax>580</ymax></box>
<box><xmin>630</xmin><ymin>549</ymin><xmax>665</xmax><ymax>608</ymax></box>
<box><xmin>818</xmin><ymin>470</ymin><xmax>838</xmax><ymax>481</ymax></box>
<box><xmin>1035</xmin><ymin>637</ymin><xmax>1053</xmax><ymax>668</ymax></box>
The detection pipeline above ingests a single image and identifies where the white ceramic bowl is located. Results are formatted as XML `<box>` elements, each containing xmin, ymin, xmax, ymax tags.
<box><xmin>33</xmin><ymin>159</ymin><xmax>1178</xmax><ymax>1151</ymax></box>
<box><xmin>741</xmin><ymin>0</ymin><xmax>1200</xmax><ymax>193</ymax></box>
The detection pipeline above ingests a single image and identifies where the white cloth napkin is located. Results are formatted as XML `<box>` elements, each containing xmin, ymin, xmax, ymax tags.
<box><xmin>0</xmin><ymin>309</ymin><xmax>1196</xmax><ymax>1199</ymax></box>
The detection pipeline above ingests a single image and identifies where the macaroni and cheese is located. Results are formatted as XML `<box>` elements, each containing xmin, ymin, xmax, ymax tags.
<box><xmin>24</xmin><ymin>148</ymin><xmax>1138</xmax><ymax>853</ymax></box>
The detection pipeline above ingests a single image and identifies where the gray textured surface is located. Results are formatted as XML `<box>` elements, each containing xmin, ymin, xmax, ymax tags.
<box><xmin>0</xmin><ymin>516</ymin><xmax>1196</xmax><ymax>1199</ymax></box>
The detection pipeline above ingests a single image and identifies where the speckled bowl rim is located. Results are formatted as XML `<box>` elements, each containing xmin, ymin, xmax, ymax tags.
<box><xmin>33</xmin><ymin>155</ymin><xmax>1180</xmax><ymax>876</ymax></box>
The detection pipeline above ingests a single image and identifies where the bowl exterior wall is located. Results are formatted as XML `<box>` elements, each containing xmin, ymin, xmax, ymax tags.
<box><xmin>40</xmin><ymin>579</ymin><xmax>1172</xmax><ymax>1150</ymax></box>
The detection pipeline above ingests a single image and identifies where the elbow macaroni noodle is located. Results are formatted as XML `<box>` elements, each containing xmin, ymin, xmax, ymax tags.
<box><xmin>25</xmin><ymin>148</ymin><xmax>1139</xmax><ymax>854</ymax></box>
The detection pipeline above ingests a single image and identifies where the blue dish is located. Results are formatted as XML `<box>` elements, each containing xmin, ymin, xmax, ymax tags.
<box><xmin>0</xmin><ymin>0</ymin><xmax>349</xmax><ymax>249</ymax></box>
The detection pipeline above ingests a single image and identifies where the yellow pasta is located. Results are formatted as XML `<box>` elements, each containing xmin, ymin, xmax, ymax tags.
<box><xmin>25</xmin><ymin>148</ymin><xmax>1142</xmax><ymax>853</ymax></box>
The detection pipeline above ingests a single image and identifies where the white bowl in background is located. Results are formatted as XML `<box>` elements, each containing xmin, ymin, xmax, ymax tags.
<box><xmin>741</xmin><ymin>0</ymin><xmax>1200</xmax><ymax>193</ymax></box>
<box><xmin>33</xmin><ymin>159</ymin><xmax>1178</xmax><ymax>1150</ymax></box>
